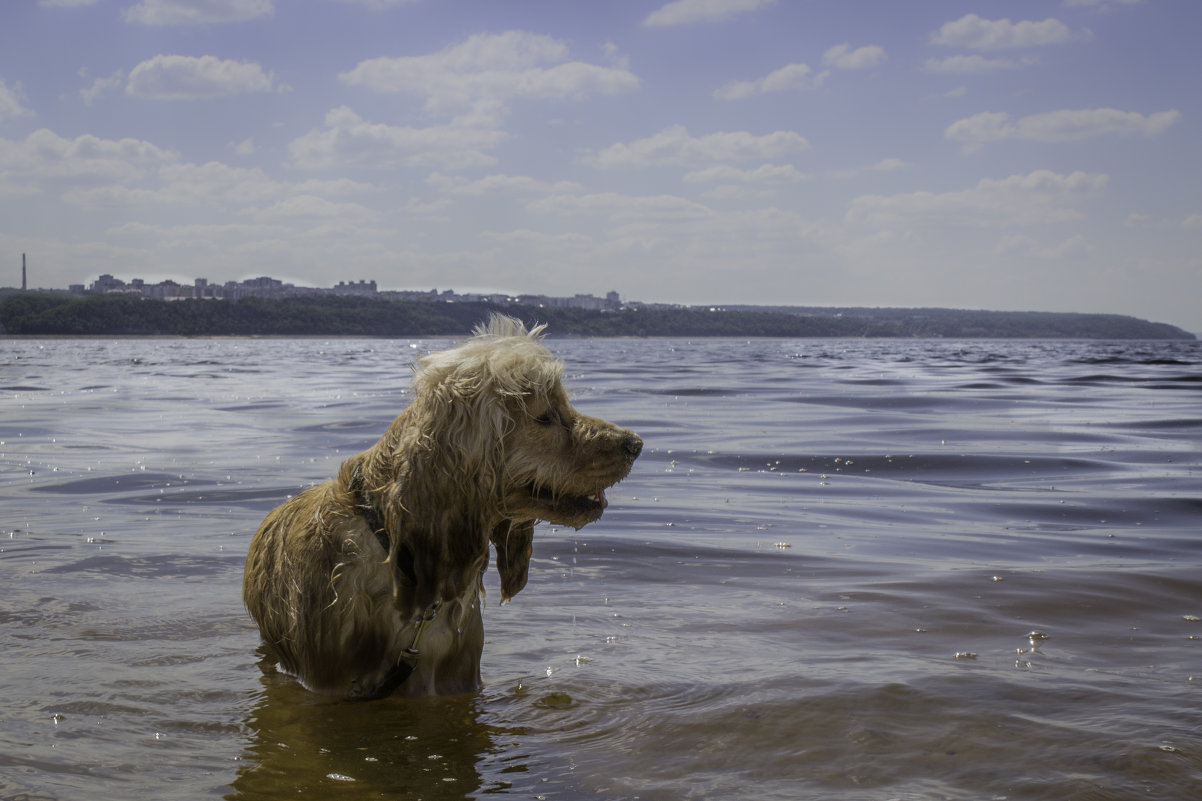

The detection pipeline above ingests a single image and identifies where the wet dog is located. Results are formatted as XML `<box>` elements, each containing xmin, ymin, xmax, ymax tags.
<box><xmin>242</xmin><ymin>315</ymin><xmax>641</xmax><ymax>698</ymax></box>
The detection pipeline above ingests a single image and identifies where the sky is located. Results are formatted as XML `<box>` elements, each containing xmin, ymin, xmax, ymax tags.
<box><xmin>1</xmin><ymin>0</ymin><xmax>1200</xmax><ymax>332</ymax></box>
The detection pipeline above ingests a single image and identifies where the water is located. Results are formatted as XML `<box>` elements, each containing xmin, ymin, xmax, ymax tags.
<box><xmin>2</xmin><ymin>336</ymin><xmax>1200</xmax><ymax>800</ymax></box>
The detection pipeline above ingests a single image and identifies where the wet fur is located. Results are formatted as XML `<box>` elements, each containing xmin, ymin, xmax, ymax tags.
<box><xmin>242</xmin><ymin>316</ymin><xmax>642</xmax><ymax>698</ymax></box>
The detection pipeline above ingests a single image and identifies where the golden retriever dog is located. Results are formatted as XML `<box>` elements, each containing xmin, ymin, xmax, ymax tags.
<box><xmin>242</xmin><ymin>315</ymin><xmax>642</xmax><ymax>699</ymax></box>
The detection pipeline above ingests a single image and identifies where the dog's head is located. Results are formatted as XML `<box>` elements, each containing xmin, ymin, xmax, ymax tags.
<box><xmin>411</xmin><ymin>315</ymin><xmax>642</xmax><ymax>533</ymax></box>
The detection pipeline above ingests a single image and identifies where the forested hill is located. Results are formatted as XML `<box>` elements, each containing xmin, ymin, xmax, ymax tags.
<box><xmin>0</xmin><ymin>292</ymin><xmax>1194</xmax><ymax>340</ymax></box>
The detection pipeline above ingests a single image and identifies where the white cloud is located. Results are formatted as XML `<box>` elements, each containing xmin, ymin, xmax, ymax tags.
<box><xmin>0</xmin><ymin>183</ymin><xmax>40</xmax><ymax>200</ymax></box>
<box><xmin>584</xmin><ymin>125</ymin><xmax>809</xmax><ymax>168</ymax></box>
<box><xmin>594</xmin><ymin>206</ymin><xmax>836</xmax><ymax>281</ymax></box>
<box><xmin>47</xmin><ymin>149</ymin><xmax>376</xmax><ymax>212</ymax></box>
<box><xmin>0</xmin><ymin>78</ymin><xmax>33</xmax><ymax>120</ymax></box>
<box><xmin>103</xmin><ymin>221</ymin><xmax>295</xmax><ymax>265</ymax></box>
<box><xmin>288</xmin><ymin>106</ymin><xmax>506</xmax><ymax>171</ymax></box>
<box><xmin>869</xmin><ymin>157</ymin><xmax>910</xmax><ymax>172</ymax></box>
<box><xmin>993</xmin><ymin>233</ymin><xmax>1039</xmax><ymax>255</ymax></box>
<box><xmin>292</xmin><ymin>177</ymin><xmax>376</xmax><ymax>196</ymax></box>
<box><xmin>601</xmin><ymin>41</ymin><xmax>627</xmax><ymax>67</ymax></box>
<box><xmin>683</xmin><ymin>164</ymin><xmax>807</xmax><ymax>184</ymax></box>
<box><xmin>715</xmin><ymin>46</ymin><xmax>881</xmax><ymax>101</ymax></box>
<box><xmin>714</xmin><ymin>63</ymin><xmax>826</xmax><ymax>100</ymax></box>
<box><xmin>1124</xmin><ymin>211</ymin><xmax>1202</xmax><ymax>232</ymax></box>
<box><xmin>822</xmin><ymin>43</ymin><xmax>887</xmax><ymax>70</ymax></box>
<box><xmin>846</xmin><ymin>169</ymin><xmax>1108</xmax><ymax>229</ymax></box>
<box><xmin>946</xmin><ymin>108</ymin><xmax>1181</xmax><ymax>146</ymax></box>
<box><xmin>252</xmin><ymin>195</ymin><xmax>378</xmax><ymax>222</ymax></box>
<box><xmin>931</xmin><ymin>14</ymin><xmax>1074</xmax><ymax>50</ymax></box>
<box><xmin>141</xmin><ymin>162</ymin><xmax>281</xmax><ymax>203</ymax></box>
<box><xmin>0</xmin><ymin>128</ymin><xmax>178</xmax><ymax>186</ymax></box>
<box><xmin>79</xmin><ymin>68</ymin><xmax>125</xmax><ymax>105</ymax></box>
<box><xmin>528</xmin><ymin>192</ymin><xmax>713</xmax><ymax>221</ymax></box>
<box><xmin>924</xmin><ymin>55</ymin><xmax>1024</xmax><ymax>73</ymax></box>
<box><xmin>1064</xmin><ymin>0</ymin><xmax>1143</xmax><ymax>7</ymax></box>
<box><xmin>63</xmin><ymin>161</ymin><xmax>278</xmax><ymax>207</ymax></box>
<box><xmin>123</xmin><ymin>0</ymin><xmax>273</xmax><ymax>25</ymax></box>
<box><xmin>831</xmin><ymin>158</ymin><xmax>912</xmax><ymax>179</ymax></box>
<box><xmin>994</xmin><ymin>233</ymin><xmax>1086</xmax><ymax>259</ymax></box>
<box><xmin>333</xmin><ymin>0</ymin><xmax>416</xmax><ymax>8</ymax></box>
<box><xmin>126</xmin><ymin>55</ymin><xmax>279</xmax><ymax>100</ymax></box>
<box><xmin>984</xmin><ymin>170</ymin><xmax>1109</xmax><ymax>191</ymax></box>
<box><xmin>427</xmin><ymin>173</ymin><xmax>583</xmax><ymax>196</ymax></box>
<box><xmin>693</xmin><ymin>184</ymin><xmax>769</xmax><ymax>202</ymax></box>
<box><xmin>38</xmin><ymin>0</ymin><xmax>99</xmax><ymax>7</ymax></box>
<box><xmin>642</xmin><ymin>0</ymin><xmax>777</xmax><ymax>27</ymax></box>
<box><xmin>231</xmin><ymin>137</ymin><xmax>255</xmax><ymax>156</ymax></box>
<box><xmin>339</xmin><ymin>31</ymin><xmax>638</xmax><ymax>115</ymax></box>
<box><xmin>108</xmin><ymin>220</ymin><xmax>284</xmax><ymax>238</ymax></box>
<box><xmin>481</xmin><ymin>229</ymin><xmax>593</xmax><ymax>249</ymax></box>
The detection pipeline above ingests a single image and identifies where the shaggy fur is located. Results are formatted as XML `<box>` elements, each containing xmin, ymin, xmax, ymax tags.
<box><xmin>242</xmin><ymin>316</ymin><xmax>642</xmax><ymax>698</ymax></box>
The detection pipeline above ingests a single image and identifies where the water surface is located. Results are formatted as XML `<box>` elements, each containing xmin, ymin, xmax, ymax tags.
<box><xmin>2</xmin><ymin>337</ymin><xmax>1200</xmax><ymax>800</ymax></box>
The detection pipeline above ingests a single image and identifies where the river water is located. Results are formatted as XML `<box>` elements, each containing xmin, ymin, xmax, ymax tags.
<box><xmin>2</xmin><ymin>336</ymin><xmax>1200</xmax><ymax>800</ymax></box>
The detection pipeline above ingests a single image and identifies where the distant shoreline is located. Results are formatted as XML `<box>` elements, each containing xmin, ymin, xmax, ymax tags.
<box><xmin>0</xmin><ymin>291</ymin><xmax>1194</xmax><ymax>340</ymax></box>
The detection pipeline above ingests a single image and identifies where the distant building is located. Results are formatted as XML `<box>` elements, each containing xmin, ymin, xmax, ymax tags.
<box><xmin>332</xmin><ymin>280</ymin><xmax>378</xmax><ymax>297</ymax></box>
<box><xmin>91</xmin><ymin>274</ymin><xmax>128</xmax><ymax>294</ymax></box>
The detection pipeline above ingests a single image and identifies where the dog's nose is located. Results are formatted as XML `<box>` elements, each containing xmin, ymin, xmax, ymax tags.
<box><xmin>623</xmin><ymin>433</ymin><xmax>643</xmax><ymax>458</ymax></box>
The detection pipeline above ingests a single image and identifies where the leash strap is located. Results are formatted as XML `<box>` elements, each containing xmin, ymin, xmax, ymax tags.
<box><xmin>346</xmin><ymin>466</ymin><xmax>438</xmax><ymax>700</ymax></box>
<box><xmin>351</xmin><ymin>600</ymin><xmax>441</xmax><ymax>701</ymax></box>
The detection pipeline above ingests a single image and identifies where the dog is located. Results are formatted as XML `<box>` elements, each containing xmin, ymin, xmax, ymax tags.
<box><xmin>242</xmin><ymin>315</ymin><xmax>642</xmax><ymax>699</ymax></box>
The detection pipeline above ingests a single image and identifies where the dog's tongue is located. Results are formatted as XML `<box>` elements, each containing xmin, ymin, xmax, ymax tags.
<box><xmin>599</xmin><ymin>489</ymin><xmax>608</xmax><ymax>509</ymax></box>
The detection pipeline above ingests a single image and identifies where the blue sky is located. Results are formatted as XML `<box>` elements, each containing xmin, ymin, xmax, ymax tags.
<box><xmin>2</xmin><ymin>0</ymin><xmax>1199</xmax><ymax>331</ymax></box>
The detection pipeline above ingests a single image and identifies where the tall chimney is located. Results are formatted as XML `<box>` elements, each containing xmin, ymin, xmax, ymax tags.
<box><xmin>22</xmin><ymin>253</ymin><xmax>26</xmax><ymax>291</ymax></box>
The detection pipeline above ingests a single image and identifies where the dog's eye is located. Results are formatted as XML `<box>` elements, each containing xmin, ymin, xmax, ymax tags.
<box><xmin>534</xmin><ymin>410</ymin><xmax>558</xmax><ymax>426</ymax></box>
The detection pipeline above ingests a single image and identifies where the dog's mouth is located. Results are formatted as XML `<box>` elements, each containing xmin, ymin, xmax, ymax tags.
<box><xmin>528</xmin><ymin>485</ymin><xmax>610</xmax><ymax>526</ymax></box>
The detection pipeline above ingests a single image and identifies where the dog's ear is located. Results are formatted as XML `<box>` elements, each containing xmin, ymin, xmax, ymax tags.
<box><xmin>490</xmin><ymin>519</ymin><xmax>534</xmax><ymax>602</ymax></box>
<box><xmin>409</xmin><ymin>371</ymin><xmax>515</xmax><ymax>501</ymax></box>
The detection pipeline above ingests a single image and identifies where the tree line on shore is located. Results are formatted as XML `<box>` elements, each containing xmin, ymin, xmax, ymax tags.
<box><xmin>0</xmin><ymin>291</ymin><xmax>1193</xmax><ymax>340</ymax></box>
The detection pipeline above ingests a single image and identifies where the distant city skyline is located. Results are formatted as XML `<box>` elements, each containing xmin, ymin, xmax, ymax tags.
<box><xmin>4</xmin><ymin>254</ymin><xmax>1195</xmax><ymax>326</ymax></box>
<box><xmin>14</xmin><ymin>261</ymin><xmax>632</xmax><ymax>311</ymax></box>
<box><xmin>1</xmin><ymin>2</ymin><xmax>1199</xmax><ymax>333</ymax></box>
